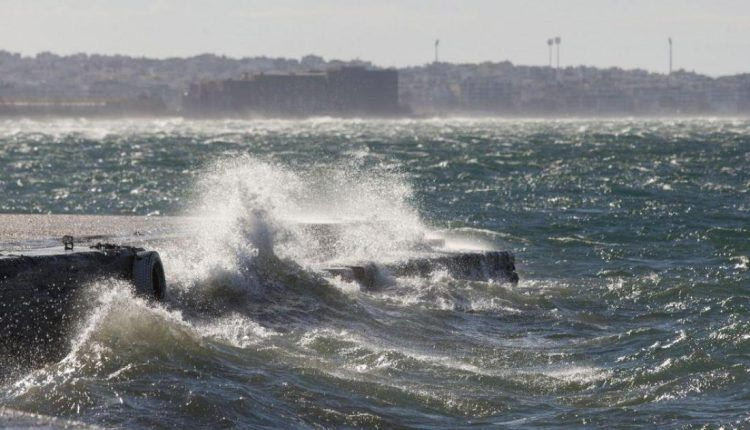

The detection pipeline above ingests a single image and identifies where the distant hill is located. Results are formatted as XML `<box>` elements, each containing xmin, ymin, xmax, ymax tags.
<box><xmin>0</xmin><ymin>51</ymin><xmax>372</xmax><ymax>109</ymax></box>
<box><xmin>1</xmin><ymin>50</ymin><xmax>749</xmax><ymax>116</ymax></box>
<box><xmin>400</xmin><ymin>62</ymin><xmax>750</xmax><ymax>115</ymax></box>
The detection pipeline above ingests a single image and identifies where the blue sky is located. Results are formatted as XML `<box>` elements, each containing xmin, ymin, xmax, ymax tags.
<box><xmin>1</xmin><ymin>0</ymin><xmax>748</xmax><ymax>75</ymax></box>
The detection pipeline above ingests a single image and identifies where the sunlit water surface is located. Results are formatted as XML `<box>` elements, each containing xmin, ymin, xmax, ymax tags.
<box><xmin>1</xmin><ymin>117</ymin><xmax>748</xmax><ymax>428</ymax></box>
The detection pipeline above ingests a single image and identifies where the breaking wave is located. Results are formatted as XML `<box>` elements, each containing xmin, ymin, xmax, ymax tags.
<box><xmin>1</xmin><ymin>119</ymin><xmax>748</xmax><ymax>428</ymax></box>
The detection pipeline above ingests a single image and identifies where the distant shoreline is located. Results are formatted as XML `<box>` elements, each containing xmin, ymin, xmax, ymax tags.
<box><xmin>3</xmin><ymin>50</ymin><xmax>750</xmax><ymax>118</ymax></box>
<box><xmin>1</xmin><ymin>113</ymin><xmax>750</xmax><ymax>121</ymax></box>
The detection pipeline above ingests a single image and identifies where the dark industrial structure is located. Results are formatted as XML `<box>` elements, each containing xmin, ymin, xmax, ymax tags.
<box><xmin>183</xmin><ymin>67</ymin><xmax>401</xmax><ymax>117</ymax></box>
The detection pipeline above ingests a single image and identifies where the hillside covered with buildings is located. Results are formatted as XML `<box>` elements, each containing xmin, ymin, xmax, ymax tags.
<box><xmin>0</xmin><ymin>50</ymin><xmax>749</xmax><ymax>117</ymax></box>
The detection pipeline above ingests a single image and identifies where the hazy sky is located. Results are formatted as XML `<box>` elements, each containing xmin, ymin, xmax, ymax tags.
<box><xmin>1</xmin><ymin>0</ymin><xmax>749</xmax><ymax>76</ymax></box>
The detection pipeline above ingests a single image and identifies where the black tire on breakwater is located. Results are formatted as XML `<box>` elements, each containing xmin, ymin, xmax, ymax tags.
<box><xmin>132</xmin><ymin>251</ymin><xmax>166</xmax><ymax>301</ymax></box>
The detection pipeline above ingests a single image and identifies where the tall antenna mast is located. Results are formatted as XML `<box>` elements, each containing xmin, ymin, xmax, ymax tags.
<box><xmin>547</xmin><ymin>38</ymin><xmax>553</xmax><ymax>67</ymax></box>
<box><xmin>555</xmin><ymin>36</ymin><xmax>561</xmax><ymax>70</ymax></box>
<box><xmin>434</xmin><ymin>39</ymin><xmax>440</xmax><ymax>63</ymax></box>
<box><xmin>668</xmin><ymin>37</ymin><xmax>673</xmax><ymax>75</ymax></box>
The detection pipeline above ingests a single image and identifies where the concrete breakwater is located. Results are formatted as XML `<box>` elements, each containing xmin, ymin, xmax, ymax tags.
<box><xmin>0</xmin><ymin>243</ymin><xmax>165</xmax><ymax>366</ymax></box>
<box><xmin>0</xmin><ymin>214</ymin><xmax>174</xmax><ymax>365</ymax></box>
<box><xmin>0</xmin><ymin>214</ymin><xmax>517</xmax><ymax>367</ymax></box>
<box><xmin>325</xmin><ymin>251</ymin><xmax>518</xmax><ymax>290</ymax></box>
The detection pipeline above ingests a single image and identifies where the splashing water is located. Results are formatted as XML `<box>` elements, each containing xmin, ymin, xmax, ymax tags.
<box><xmin>1</xmin><ymin>118</ymin><xmax>749</xmax><ymax>428</ymax></box>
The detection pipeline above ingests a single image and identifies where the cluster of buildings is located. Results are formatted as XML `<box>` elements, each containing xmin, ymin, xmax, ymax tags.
<box><xmin>1</xmin><ymin>50</ymin><xmax>750</xmax><ymax>117</ymax></box>
<box><xmin>182</xmin><ymin>67</ymin><xmax>401</xmax><ymax>117</ymax></box>
<box><xmin>400</xmin><ymin>62</ymin><xmax>750</xmax><ymax>116</ymax></box>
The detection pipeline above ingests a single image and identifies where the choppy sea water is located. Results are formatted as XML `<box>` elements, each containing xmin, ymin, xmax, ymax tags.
<box><xmin>0</xmin><ymin>117</ymin><xmax>749</xmax><ymax>429</ymax></box>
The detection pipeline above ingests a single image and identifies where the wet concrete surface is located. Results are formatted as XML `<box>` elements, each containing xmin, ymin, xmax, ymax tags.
<box><xmin>0</xmin><ymin>214</ymin><xmax>180</xmax><ymax>247</ymax></box>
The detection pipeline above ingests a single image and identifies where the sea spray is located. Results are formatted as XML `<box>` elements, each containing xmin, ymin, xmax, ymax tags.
<box><xmin>157</xmin><ymin>155</ymin><xmax>439</xmax><ymax>303</ymax></box>
<box><xmin>1</xmin><ymin>118</ymin><xmax>748</xmax><ymax>428</ymax></box>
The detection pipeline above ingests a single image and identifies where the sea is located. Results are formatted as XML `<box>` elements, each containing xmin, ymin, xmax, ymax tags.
<box><xmin>0</xmin><ymin>117</ymin><xmax>748</xmax><ymax>429</ymax></box>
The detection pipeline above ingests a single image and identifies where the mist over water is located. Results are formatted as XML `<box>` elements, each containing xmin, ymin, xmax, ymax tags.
<box><xmin>0</xmin><ymin>117</ymin><xmax>749</xmax><ymax>428</ymax></box>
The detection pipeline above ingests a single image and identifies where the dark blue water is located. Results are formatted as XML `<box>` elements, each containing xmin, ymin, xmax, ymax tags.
<box><xmin>1</xmin><ymin>118</ymin><xmax>748</xmax><ymax>428</ymax></box>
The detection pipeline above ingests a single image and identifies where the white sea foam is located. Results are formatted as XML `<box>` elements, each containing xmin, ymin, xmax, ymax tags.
<box><xmin>731</xmin><ymin>255</ymin><xmax>749</xmax><ymax>270</ymax></box>
<box><xmin>295</xmin><ymin>326</ymin><xmax>611</xmax><ymax>396</ymax></box>
<box><xmin>156</xmin><ymin>155</ymin><xmax>443</xmax><ymax>300</ymax></box>
<box><xmin>196</xmin><ymin>314</ymin><xmax>278</xmax><ymax>348</ymax></box>
<box><xmin>7</xmin><ymin>280</ymin><xmax>276</xmax><ymax>400</ymax></box>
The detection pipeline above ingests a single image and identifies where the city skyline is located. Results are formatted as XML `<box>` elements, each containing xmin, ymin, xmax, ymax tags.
<box><xmin>1</xmin><ymin>0</ymin><xmax>749</xmax><ymax>76</ymax></box>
